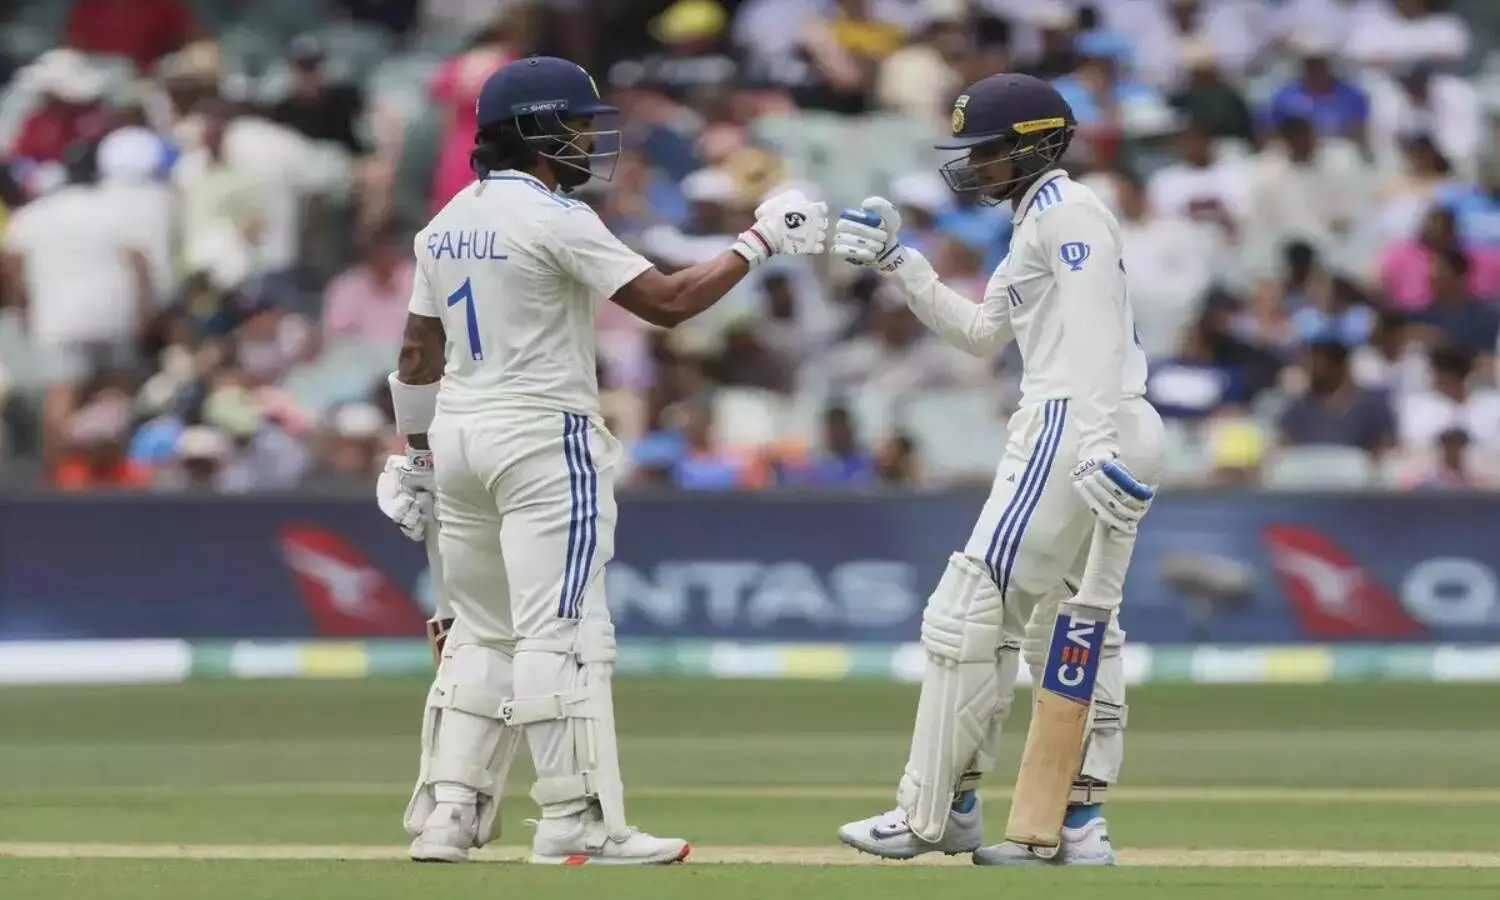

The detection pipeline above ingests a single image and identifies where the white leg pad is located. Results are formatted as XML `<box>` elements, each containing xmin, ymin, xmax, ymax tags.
<box><xmin>511</xmin><ymin>618</ymin><xmax>631</xmax><ymax>842</ymax></box>
<box><xmin>404</xmin><ymin>642</ymin><xmax>524</xmax><ymax>845</ymax></box>
<box><xmin>897</xmin><ymin>553</ymin><xmax>1008</xmax><ymax>843</ymax></box>
<box><xmin>1022</xmin><ymin>587</ymin><xmax>1127</xmax><ymax>804</ymax></box>
<box><xmin>956</xmin><ymin>641</ymin><xmax>1020</xmax><ymax>795</ymax></box>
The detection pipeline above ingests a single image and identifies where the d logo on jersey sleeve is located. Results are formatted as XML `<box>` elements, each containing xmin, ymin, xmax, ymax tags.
<box><xmin>1059</xmin><ymin>241</ymin><xmax>1091</xmax><ymax>271</ymax></box>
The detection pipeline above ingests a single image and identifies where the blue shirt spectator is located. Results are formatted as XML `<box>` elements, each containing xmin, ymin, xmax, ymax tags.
<box><xmin>1260</xmin><ymin>44</ymin><xmax>1368</xmax><ymax>138</ymax></box>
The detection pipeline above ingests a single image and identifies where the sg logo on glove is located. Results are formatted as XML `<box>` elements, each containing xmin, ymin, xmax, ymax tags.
<box><xmin>784</xmin><ymin>211</ymin><xmax>807</xmax><ymax>229</ymax></box>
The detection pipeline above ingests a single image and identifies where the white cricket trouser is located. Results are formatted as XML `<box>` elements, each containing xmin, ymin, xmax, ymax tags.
<box><xmin>428</xmin><ymin>409</ymin><xmax>622</xmax><ymax>648</ymax></box>
<box><xmin>963</xmin><ymin>396</ymin><xmax>1165</xmax><ymax>649</ymax></box>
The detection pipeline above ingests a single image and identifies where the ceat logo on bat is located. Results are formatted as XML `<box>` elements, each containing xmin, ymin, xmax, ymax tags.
<box><xmin>1262</xmin><ymin>524</ymin><xmax>1426</xmax><ymax>640</ymax></box>
<box><xmin>1041</xmin><ymin>610</ymin><xmax>1107</xmax><ymax>705</ymax></box>
<box><xmin>277</xmin><ymin>525</ymin><xmax>429</xmax><ymax>637</ymax></box>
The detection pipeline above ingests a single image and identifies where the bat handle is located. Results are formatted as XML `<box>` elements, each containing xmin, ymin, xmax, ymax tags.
<box><xmin>1076</xmin><ymin>520</ymin><xmax>1136</xmax><ymax>611</ymax></box>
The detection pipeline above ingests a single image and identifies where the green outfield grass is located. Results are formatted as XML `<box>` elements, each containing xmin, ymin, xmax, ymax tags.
<box><xmin>2</xmin><ymin>678</ymin><xmax>1499</xmax><ymax>898</ymax></box>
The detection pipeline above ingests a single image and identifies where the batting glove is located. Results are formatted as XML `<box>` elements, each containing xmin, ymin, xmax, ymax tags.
<box><xmin>833</xmin><ymin>196</ymin><xmax>906</xmax><ymax>273</ymax></box>
<box><xmin>1071</xmin><ymin>457</ymin><xmax>1155</xmax><ymax>534</ymax></box>
<box><xmin>731</xmin><ymin>189</ymin><xmax>828</xmax><ymax>268</ymax></box>
<box><xmin>377</xmin><ymin>453</ymin><xmax>432</xmax><ymax>542</ymax></box>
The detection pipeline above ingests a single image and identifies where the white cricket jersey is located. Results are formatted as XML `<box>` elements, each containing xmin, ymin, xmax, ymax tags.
<box><xmin>407</xmin><ymin>169</ymin><xmax>653</xmax><ymax>418</ymax></box>
<box><xmin>893</xmin><ymin>169</ymin><xmax>1148</xmax><ymax>460</ymax></box>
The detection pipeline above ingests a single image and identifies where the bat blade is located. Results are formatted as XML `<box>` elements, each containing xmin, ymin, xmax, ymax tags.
<box><xmin>1004</xmin><ymin>601</ymin><xmax>1109</xmax><ymax>848</ymax></box>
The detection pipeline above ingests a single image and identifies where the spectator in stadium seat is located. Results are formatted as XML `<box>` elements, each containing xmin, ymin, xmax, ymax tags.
<box><xmin>1277</xmin><ymin>339</ymin><xmax>1397</xmax><ymax>458</ymax></box>
<box><xmin>173</xmin><ymin>101</ymin><xmax>264</xmax><ymax>289</ymax></box>
<box><xmin>1378</xmin><ymin>206</ymin><xmax>1500</xmax><ymax>313</ymax></box>
<box><xmin>1401</xmin><ymin>426</ymin><xmax>1485</xmax><ymax>489</ymax></box>
<box><xmin>1169</xmin><ymin>39</ymin><xmax>1256</xmax><ymax>145</ymax></box>
<box><xmin>270</xmin><ymin>36</ymin><xmax>369</xmax><ymax>157</ymax></box>
<box><xmin>1260</xmin><ymin>36</ymin><xmax>1368</xmax><ymax>146</ymax></box>
<box><xmin>875</xmin><ymin>0</ymin><xmax>971</xmax><ymax>128</ymax></box>
<box><xmin>2</xmin><ymin>144</ymin><xmax>153</xmax><ymax>459</ymax></box>
<box><xmin>1051</xmin><ymin>32</ymin><xmax>1161</xmax><ymax>137</ymax></box>
<box><xmin>1146</xmin><ymin>119</ymin><xmax>1247</xmax><ymax>243</ymax></box>
<box><xmin>1368</xmin><ymin>62</ymin><xmax>1482</xmax><ymax>181</ymax></box>
<box><xmin>51</xmin><ymin>380</ymin><xmax>150</xmax><ymax>490</ymax></box>
<box><xmin>318</xmin><ymin>402</ymin><xmax>390</xmax><ymax>480</ymax></box>
<box><xmin>778</xmin><ymin>405</ymin><xmax>875</xmax><ymax>487</ymax></box>
<box><xmin>428</xmin><ymin>15</ymin><xmax>526</xmax><ymax>212</ymax></box>
<box><xmin>1397</xmin><ymin>343</ymin><xmax>1500</xmax><ymax>456</ymax></box>
<box><xmin>63</xmin><ymin>0</ymin><xmax>197</xmax><ymax>73</ymax></box>
<box><xmin>1130</xmin><ymin>0</ymin><xmax>1267</xmax><ymax>90</ymax></box>
<box><xmin>322</xmin><ymin>223</ymin><xmax>414</xmax><ymax>350</ymax></box>
<box><xmin>1146</xmin><ymin>320</ymin><xmax>1251</xmax><ymax>422</ymax></box>
<box><xmin>1346</xmin><ymin>0</ymin><xmax>1470</xmax><ymax>70</ymax></box>
<box><xmin>873</xmin><ymin>430</ymin><xmax>919</xmax><ymax>487</ymax></box>
<box><xmin>1412</xmin><ymin>250</ymin><xmax>1500</xmax><ymax>369</ymax></box>
<box><xmin>8</xmin><ymin>51</ymin><xmax>113</xmax><ymax>164</ymax></box>
<box><xmin>821</xmin><ymin>296</ymin><xmax>988</xmax><ymax>397</ymax></box>
<box><xmin>1245</xmin><ymin>116</ymin><xmax>1364</xmax><ymax>261</ymax></box>
<box><xmin>1353</xmin><ymin>308</ymin><xmax>1430</xmax><ymax>395</ymax></box>
<box><xmin>1112</xmin><ymin>169</ymin><xmax>1214</xmax><ymax>360</ymax></box>
<box><xmin>1372</xmin><ymin>134</ymin><xmax>1460</xmax><ymax>244</ymax></box>
<box><xmin>798</xmin><ymin>0</ymin><xmax>910</xmax><ymax>113</ymax></box>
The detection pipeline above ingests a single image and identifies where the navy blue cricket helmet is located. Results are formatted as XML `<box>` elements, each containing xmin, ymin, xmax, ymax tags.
<box><xmin>473</xmin><ymin>56</ymin><xmax>620</xmax><ymax>191</ymax></box>
<box><xmin>936</xmin><ymin>73</ymin><xmax>1076</xmax><ymax>206</ymax></box>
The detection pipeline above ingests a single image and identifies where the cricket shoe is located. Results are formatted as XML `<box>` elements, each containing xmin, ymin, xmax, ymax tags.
<box><xmin>528</xmin><ymin>808</ymin><xmax>690</xmax><ymax>866</ymax></box>
<box><xmin>972</xmin><ymin>816</ymin><xmax>1115</xmax><ymax>867</ymax></box>
<box><xmin>837</xmin><ymin>801</ymin><xmax>984</xmax><ymax>860</ymax></box>
<box><xmin>409</xmin><ymin>801</ymin><xmax>479</xmax><ymax>863</ymax></box>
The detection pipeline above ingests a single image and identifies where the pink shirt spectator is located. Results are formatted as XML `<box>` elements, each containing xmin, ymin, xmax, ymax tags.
<box><xmin>323</xmin><ymin>258</ymin><xmax>415</xmax><ymax>347</ymax></box>
<box><xmin>429</xmin><ymin>48</ymin><xmax>514</xmax><ymax>213</ymax></box>
<box><xmin>1378</xmin><ymin>242</ymin><xmax>1500</xmax><ymax>311</ymax></box>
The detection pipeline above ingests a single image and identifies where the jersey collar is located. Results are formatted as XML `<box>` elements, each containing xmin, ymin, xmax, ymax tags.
<box><xmin>484</xmin><ymin>169</ymin><xmax>549</xmax><ymax>190</ymax></box>
<box><xmin>1012</xmin><ymin>169</ymin><xmax>1068</xmax><ymax>225</ymax></box>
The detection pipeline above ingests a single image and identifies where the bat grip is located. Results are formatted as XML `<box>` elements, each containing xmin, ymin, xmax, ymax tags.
<box><xmin>1076</xmin><ymin>520</ymin><xmax>1136</xmax><ymax>611</ymax></box>
<box><xmin>840</xmin><ymin>208</ymin><xmax>882</xmax><ymax>228</ymax></box>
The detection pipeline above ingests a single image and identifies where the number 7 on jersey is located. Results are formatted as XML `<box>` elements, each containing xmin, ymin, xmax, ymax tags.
<box><xmin>447</xmin><ymin>278</ymin><xmax>483</xmax><ymax>361</ymax></box>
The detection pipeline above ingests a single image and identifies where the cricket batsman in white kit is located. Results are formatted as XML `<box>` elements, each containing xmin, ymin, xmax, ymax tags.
<box><xmin>833</xmin><ymin>73</ymin><xmax>1164</xmax><ymax>866</ymax></box>
<box><xmin>377</xmin><ymin>56</ymin><xmax>828</xmax><ymax>865</ymax></box>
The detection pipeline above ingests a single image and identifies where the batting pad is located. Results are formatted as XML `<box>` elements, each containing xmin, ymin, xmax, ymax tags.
<box><xmin>511</xmin><ymin>618</ymin><xmax>631</xmax><ymax>842</ymax></box>
<box><xmin>898</xmin><ymin>553</ymin><xmax>1007</xmax><ymax>843</ymax></box>
<box><xmin>404</xmin><ymin>643</ymin><xmax>524</xmax><ymax>846</ymax></box>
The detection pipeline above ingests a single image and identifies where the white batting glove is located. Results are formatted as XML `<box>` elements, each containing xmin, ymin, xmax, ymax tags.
<box><xmin>1071</xmin><ymin>457</ymin><xmax>1155</xmax><ymax>534</ymax></box>
<box><xmin>377</xmin><ymin>453</ymin><xmax>432</xmax><ymax>541</ymax></box>
<box><xmin>833</xmin><ymin>196</ymin><xmax>906</xmax><ymax>273</ymax></box>
<box><xmin>731</xmin><ymin>189</ymin><xmax>828</xmax><ymax>268</ymax></box>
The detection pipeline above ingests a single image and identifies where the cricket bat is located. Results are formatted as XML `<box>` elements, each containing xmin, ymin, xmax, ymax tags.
<box><xmin>1004</xmin><ymin>520</ymin><xmax>1137</xmax><ymax>849</ymax></box>
<box><xmin>424</xmin><ymin>526</ymin><xmax>455</xmax><ymax>668</ymax></box>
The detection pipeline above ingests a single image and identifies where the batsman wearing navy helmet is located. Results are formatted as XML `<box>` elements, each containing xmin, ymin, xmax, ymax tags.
<box><xmin>834</xmin><ymin>73</ymin><xmax>1164</xmax><ymax>866</ymax></box>
<box><xmin>382</xmin><ymin>56</ymin><xmax>827</xmax><ymax>866</ymax></box>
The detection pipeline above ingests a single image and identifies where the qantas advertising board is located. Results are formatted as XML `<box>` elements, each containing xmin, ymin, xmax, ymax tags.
<box><xmin>0</xmin><ymin>492</ymin><xmax>1495</xmax><ymax>643</ymax></box>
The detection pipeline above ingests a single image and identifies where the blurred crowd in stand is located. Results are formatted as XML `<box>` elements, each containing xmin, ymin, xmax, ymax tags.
<box><xmin>4</xmin><ymin>0</ymin><xmax>1500</xmax><ymax>494</ymax></box>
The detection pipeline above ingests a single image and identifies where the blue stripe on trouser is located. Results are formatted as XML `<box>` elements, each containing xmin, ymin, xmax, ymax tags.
<box><xmin>558</xmin><ymin>415</ymin><xmax>584</xmax><ymax>619</ymax></box>
<box><xmin>557</xmin><ymin>414</ymin><xmax>598</xmax><ymax>620</ymax></box>
<box><xmin>571</xmin><ymin>420</ymin><xmax>600</xmax><ymax>619</ymax></box>
<box><xmin>982</xmin><ymin>400</ymin><xmax>1068</xmax><ymax>594</ymax></box>
<box><xmin>998</xmin><ymin>400</ymin><xmax>1067</xmax><ymax>596</ymax></box>
<box><xmin>981</xmin><ymin>399</ymin><xmax>1059</xmax><ymax>582</ymax></box>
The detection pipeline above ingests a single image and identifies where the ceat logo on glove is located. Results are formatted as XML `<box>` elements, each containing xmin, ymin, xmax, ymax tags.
<box><xmin>784</xmin><ymin>211</ymin><xmax>806</xmax><ymax>228</ymax></box>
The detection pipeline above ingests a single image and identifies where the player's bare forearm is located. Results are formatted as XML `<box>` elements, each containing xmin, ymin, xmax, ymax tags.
<box><xmin>397</xmin><ymin>313</ymin><xmax>445</xmax><ymax>450</ymax></box>
<box><xmin>609</xmin><ymin>253</ymin><xmax>749</xmax><ymax>328</ymax></box>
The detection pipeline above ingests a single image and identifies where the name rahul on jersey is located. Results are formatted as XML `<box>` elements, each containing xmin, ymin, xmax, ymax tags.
<box><xmin>425</xmin><ymin>230</ymin><xmax>506</xmax><ymax>261</ymax></box>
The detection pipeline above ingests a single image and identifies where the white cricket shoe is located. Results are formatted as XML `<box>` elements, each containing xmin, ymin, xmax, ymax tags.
<box><xmin>529</xmin><ymin>809</ymin><xmax>690</xmax><ymax>866</ymax></box>
<box><xmin>409</xmin><ymin>801</ymin><xmax>479</xmax><ymax>863</ymax></box>
<box><xmin>972</xmin><ymin>816</ymin><xmax>1116</xmax><ymax>867</ymax></box>
<box><xmin>837</xmin><ymin>800</ymin><xmax>984</xmax><ymax>860</ymax></box>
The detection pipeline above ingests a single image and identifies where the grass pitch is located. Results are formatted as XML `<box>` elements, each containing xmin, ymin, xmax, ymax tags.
<box><xmin>1</xmin><ymin>678</ymin><xmax>1498</xmax><ymax>898</ymax></box>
